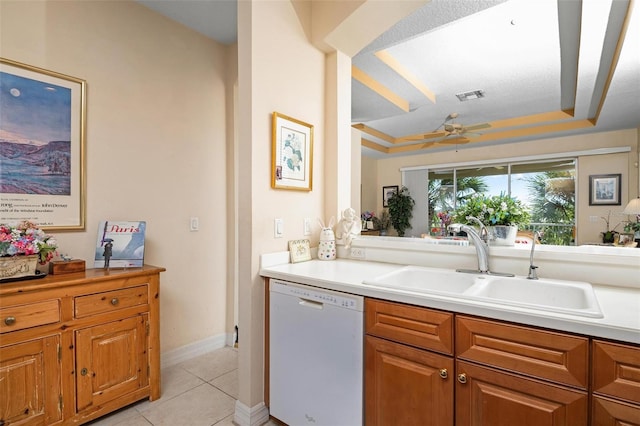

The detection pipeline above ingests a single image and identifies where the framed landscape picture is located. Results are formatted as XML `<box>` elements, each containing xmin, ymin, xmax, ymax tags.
<box><xmin>383</xmin><ymin>185</ymin><xmax>399</xmax><ymax>207</ymax></box>
<box><xmin>0</xmin><ymin>58</ymin><xmax>86</xmax><ymax>230</ymax></box>
<box><xmin>271</xmin><ymin>112</ymin><xmax>313</xmax><ymax>191</ymax></box>
<box><xmin>589</xmin><ymin>174</ymin><xmax>621</xmax><ymax>206</ymax></box>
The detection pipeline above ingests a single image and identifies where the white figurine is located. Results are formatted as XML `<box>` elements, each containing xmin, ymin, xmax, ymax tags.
<box><xmin>317</xmin><ymin>217</ymin><xmax>336</xmax><ymax>260</ymax></box>
<box><xmin>335</xmin><ymin>207</ymin><xmax>362</xmax><ymax>249</ymax></box>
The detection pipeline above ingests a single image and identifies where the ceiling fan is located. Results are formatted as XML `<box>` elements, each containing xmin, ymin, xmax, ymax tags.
<box><xmin>399</xmin><ymin>113</ymin><xmax>491</xmax><ymax>144</ymax></box>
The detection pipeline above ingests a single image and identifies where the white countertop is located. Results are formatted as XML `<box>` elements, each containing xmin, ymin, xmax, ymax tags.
<box><xmin>260</xmin><ymin>257</ymin><xmax>640</xmax><ymax>344</ymax></box>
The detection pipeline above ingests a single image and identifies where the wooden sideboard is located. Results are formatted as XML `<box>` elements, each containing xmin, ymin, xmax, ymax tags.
<box><xmin>0</xmin><ymin>265</ymin><xmax>164</xmax><ymax>425</ymax></box>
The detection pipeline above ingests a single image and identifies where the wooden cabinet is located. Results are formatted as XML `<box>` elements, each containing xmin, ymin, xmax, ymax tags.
<box><xmin>456</xmin><ymin>315</ymin><xmax>589</xmax><ymax>426</ymax></box>
<box><xmin>0</xmin><ymin>266</ymin><xmax>164</xmax><ymax>425</ymax></box>
<box><xmin>591</xmin><ymin>340</ymin><xmax>640</xmax><ymax>424</ymax></box>
<box><xmin>365</xmin><ymin>298</ymin><xmax>454</xmax><ymax>426</ymax></box>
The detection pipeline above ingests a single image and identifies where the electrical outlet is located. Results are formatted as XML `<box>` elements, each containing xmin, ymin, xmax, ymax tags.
<box><xmin>589</xmin><ymin>215</ymin><xmax>599</xmax><ymax>223</ymax></box>
<box><xmin>350</xmin><ymin>247</ymin><xmax>365</xmax><ymax>259</ymax></box>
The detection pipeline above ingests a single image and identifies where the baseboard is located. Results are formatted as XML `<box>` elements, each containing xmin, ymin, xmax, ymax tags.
<box><xmin>234</xmin><ymin>400</ymin><xmax>270</xmax><ymax>426</ymax></box>
<box><xmin>161</xmin><ymin>332</ymin><xmax>231</xmax><ymax>369</ymax></box>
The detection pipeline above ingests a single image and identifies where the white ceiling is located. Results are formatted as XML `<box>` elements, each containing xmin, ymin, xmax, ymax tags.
<box><xmin>138</xmin><ymin>0</ymin><xmax>640</xmax><ymax>158</ymax></box>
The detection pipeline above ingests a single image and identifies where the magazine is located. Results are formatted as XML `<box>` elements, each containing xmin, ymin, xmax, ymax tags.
<box><xmin>94</xmin><ymin>221</ymin><xmax>146</xmax><ymax>268</ymax></box>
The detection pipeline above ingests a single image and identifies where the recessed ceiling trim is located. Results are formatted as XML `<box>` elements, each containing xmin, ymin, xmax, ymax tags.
<box><xmin>374</xmin><ymin>50</ymin><xmax>436</xmax><ymax>104</ymax></box>
<box><xmin>590</xmin><ymin>0</ymin><xmax>634</xmax><ymax>123</ymax></box>
<box><xmin>352</xmin><ymin>65</ymin><xmax>410</xmax><ymax>112</ymax></box>
<box><xmin>362</xmin><ymin>138</ymin><xmax>389</xmax><ymax>153</ymax></box>
<box><xmin>352</xmin><ymin>123</ymin><xmax>395</xmax><ymax>143</ymax></box>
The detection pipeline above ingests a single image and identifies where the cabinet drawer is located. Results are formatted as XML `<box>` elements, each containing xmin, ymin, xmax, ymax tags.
<box><xmin>592</xmin><ymin>340</ymin><xmax>640</xmax><ymax>404</ymax></box>
<box><xmin>0</xmin><ymin>299</ymin><xmax>60</xmax><ymax>334</ymax></box>
<box><xmin>456</xmin><ymin>315</ymin><xmax>588</xmax><ymax>389</ymax></box>
<box><xmin>75</xmin><ymin>285</ymin><xmax>148</xmax><ymax>318</ymax></box>
<box><xmin>365</xmin><ymin>298</ymin><xmax>453</xmax><ymax>355</ymax></box>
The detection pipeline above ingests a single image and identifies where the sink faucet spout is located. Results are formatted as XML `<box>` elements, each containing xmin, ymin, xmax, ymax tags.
<box><xmin>449</xmin><ymin>217</ymin><xmax>490</xmax><ymax>274</ymax></box>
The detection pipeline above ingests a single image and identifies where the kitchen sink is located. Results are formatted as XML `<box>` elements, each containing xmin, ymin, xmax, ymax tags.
<box><xmin>363</xmin><ymin>266</ymin><xmax>603</xmax><ymax>318</ymax></box>
<box><xmin>363</xmin><ymin>266</ymin><xmax>481</xmax><ymax>294</ymax></box>
<box><xmin>464</xmin><ymin>276</ymin><xmax>603</xmax><ymax>318</ymax></box>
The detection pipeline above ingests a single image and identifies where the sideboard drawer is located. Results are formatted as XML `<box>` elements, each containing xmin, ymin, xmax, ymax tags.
<box><xmin>0</xmin><ymin>299</ymin><xmax>60</xmax><ymax>334</ymax></box>
<box><xmin>75</xmin><ymin>285</ymin><xmax>148</xmax><ymax>318</ymax></box>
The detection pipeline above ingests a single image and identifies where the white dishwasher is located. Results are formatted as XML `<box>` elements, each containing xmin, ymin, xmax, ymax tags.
<box><xmin>269</xmin><ymin>279</ymin><xmax>364</xmax><ymax>426</ymax></box>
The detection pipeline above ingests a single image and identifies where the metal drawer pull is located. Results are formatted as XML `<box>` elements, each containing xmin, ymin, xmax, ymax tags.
<box><xmin>81</xmin><ymin>368</ymin><xmax>88</xmax><ymax>376</ymax></box>
<box><xmin>439</xmin><ymin>369</ymin><xmax>448</xmax><ymax>379</ymax></box>
<box><xmin>110</xmin><ymin>298</ymin><xmax>119</xmax><ymax>306</ymax></box>
<box><xmin>4</xmin><ymin>316</ymin><xmax>16</xmax><ymax>326</ymax></box>
<box><xmin>458</xmin><ymin>373</ymin><xmax>467</xmax><ymax>384</ymax></box>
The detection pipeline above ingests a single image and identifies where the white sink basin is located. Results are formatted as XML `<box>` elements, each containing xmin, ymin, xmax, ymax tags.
<box><xmin>464</xmin><ymin>276</ymin><xmax>603</xmax><ymax>318</ymax></box>
<box><xmin>363</xmin><ymin>266</ymin><xmax>603</xmax><ymax>318</ymax></box>
<box><xmin>363</xmin><ymin>266</ymin><xmax>481</xmax><ymax>294</ymax></box>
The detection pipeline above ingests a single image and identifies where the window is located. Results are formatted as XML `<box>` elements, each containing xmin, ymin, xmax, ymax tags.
<box><xmin>421</xmin><ymin>159</ymin><xmax>576</xmax><ymax>245</ymax></box>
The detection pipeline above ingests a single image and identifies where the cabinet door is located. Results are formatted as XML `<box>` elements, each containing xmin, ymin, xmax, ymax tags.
<box><xmin>0</xmin><ymin>335</ymin><xmax>61</xmax><ymax>425</ymax></box>
<box><xmin>592</xmin><ymin>395</ymin><xmax>640</xmax><ymax>425</ymax></box>
<box><xmin>365</xmin><ymin>335</ymin><xmax>453</xmax><ymax>426</ymax></box>
<box><xmin>456</xmin><ymin>361</ymin><xmax>588</xmax><ymax>426</ymax></box>
<box><xmin>75</xmin><ymin>315</ymin><xmax>148</xmax><ymax>412</ymax></box>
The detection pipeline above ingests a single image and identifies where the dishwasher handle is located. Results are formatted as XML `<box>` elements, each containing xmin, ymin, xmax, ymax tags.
<box><xmin>298</xmin><ymin>298</ymin><xmax>324</xmax><ymax>309</ymax></box>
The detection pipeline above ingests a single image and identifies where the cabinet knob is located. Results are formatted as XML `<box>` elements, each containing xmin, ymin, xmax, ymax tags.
<box><xmin>110</xmin><ymin>298</ymin><xmax>119</xmax><ymax>306</ymax></box>
<box><xmin>4</xmin><ymin>316</ymin><xmax>16</xmax><ymax>326</ymax></box>
<box><xmin>457</xmin><ymin>373</ymin><xmax>467</xmax><ymax>384</ymax></box>
<box><xmin>80</xmin><ymin>368</ymin><xmax>88</xmax><ymax>376</ymax></box>
<box><xmin>439</xmin><ymin>369</ymin><xmax>448</xmax><ymax>379</ymax></box>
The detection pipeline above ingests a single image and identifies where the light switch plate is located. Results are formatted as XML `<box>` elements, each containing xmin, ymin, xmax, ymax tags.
<box><xmin>274</xmin><ymin>218</ymin><xmax>283</xmax><ymax>238</ymax></box>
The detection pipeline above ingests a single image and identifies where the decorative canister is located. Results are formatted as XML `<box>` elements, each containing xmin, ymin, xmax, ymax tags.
<box><xmin>318</xmin><ymin>217</ymin><xmax>336</xmax><ymax>260</ymax></box>
<box><xmin>0</xmin><ymin>255</ymin><xmax>38</xmax><ymax>281</ymax></box>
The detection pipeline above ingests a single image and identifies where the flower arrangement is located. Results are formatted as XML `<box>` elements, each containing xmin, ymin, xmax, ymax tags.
<box><xmin>452</xmin><ymin>192</ymin><xmax>530</xmax><ymax>226</ymax></box>
<box><xmin>0</xmin><ymin>221</ymin><xmax>58</xmax><ymax>264</ymax></box>
<box><xmin>361</xmin><ymin>211</ymin><xmax>375</xmax><ymax>221</ymax></box>
<box><xmin>372</xmin><ymin>209</ymin><xmax>391</xmax><ymax>231</ymax></box>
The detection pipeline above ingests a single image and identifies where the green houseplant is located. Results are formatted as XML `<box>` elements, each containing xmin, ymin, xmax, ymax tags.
<box><xmin>452</xmin><ymin>192</ymin><xmax>530</xmax><ymax>226</ymax></box>
<box><xmin>387</xmin><ymin>187</ymin><xmax>415</xmax><ymax>237</ymax></box>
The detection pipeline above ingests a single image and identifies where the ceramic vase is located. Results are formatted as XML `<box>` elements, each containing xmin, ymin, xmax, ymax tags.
<box><xmin>490</xmin><ymin>225</ymin><xmax>518</xmax><ymax>246</ymax></box>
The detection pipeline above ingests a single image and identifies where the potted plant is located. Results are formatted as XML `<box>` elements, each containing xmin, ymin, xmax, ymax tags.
<box><xmin>387</xmin><ymin>186</ymin><xmax>415</xmax><ymax>237</ymax></box>
<box><xmin>452</xmin><ymin>192</ymin><xmax>530</xmax><ymax>245</ymax></box>
<box><xmin>372</xmin><ymin>209</ymin><xmax>391</xmax><ymax>235</ymax></box>
<box><xmin>600</xmin><ymin>211</ymin><xmax>622</xmax><ymax>244</ymax></box>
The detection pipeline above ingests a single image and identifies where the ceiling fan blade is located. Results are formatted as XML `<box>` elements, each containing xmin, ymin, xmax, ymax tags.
<box><xmin>397</xmin><ymin>131</ymin><xmax>447</xmax><ymax>142</ymax></box>
<box><xmin>464</xmin><ymin>123</ymin><xmax>491</xmax><ymax>131</ymax></box>
<box><xmin>438</xmin><ymin>137</ymin><xmax>471</xmax><ymax>145</ymax></box>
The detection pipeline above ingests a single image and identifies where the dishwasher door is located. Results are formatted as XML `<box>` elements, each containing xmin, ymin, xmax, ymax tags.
<box><xmin>269</xmin><ymin>280</ymin><xmax>364</xmax><ymax>426</ymax></box>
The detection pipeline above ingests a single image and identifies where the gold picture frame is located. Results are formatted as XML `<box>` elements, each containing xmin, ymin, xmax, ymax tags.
<box><xmin>0</xmin><ymin>58</ymin><xmax>87</xmax><ymax>231</ymax></box>
<box><xmin>271</xmin><ymin>112</ymin><xmax>313</xmax><ymax>191</ymax></box>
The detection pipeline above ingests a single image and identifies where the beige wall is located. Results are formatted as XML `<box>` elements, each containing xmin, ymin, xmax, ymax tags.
<box><xmin>0</xmin><ymin>0</ymin><xmax>232</xmax><ymax>352</ymax></box>
<box><xmin>237</xmin><ymin>0</ymin><xmax>326</xmax><ymax>408</ymax></box>
<box><xmin>363</xmin><ymin>128</ymin><xmax>639</xmax><ymax>243</ymax></box>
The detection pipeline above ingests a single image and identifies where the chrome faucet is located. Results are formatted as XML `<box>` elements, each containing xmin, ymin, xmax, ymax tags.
<box><xmin>449</xmin><ymin>216</ymin><xmax>490</xmax><ymax>274</ymax></box>
<box><xmin>527</xmin><ymin>231</ymin><xmax>541</xmax><ymax>280</ymax></box>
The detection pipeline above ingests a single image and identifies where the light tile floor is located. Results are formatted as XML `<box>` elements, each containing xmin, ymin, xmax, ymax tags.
<box><xmin>88</xmin><ymin>347</ymin><xmax>274</xmax><ymax>426</ymax></box>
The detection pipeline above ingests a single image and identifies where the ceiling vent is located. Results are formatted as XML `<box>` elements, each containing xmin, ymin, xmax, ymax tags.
<box><xmin>456</xmin><ymin>90</ymin><xmax>485</xmax><ymax>102</ymax></box>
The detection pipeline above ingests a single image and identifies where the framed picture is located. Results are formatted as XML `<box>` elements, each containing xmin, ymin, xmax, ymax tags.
<box><xmin>271</xmin><ymin>112</ymin><xmax>313</xmax><ymax>191</ymax></box>
<box><xmin>0</xmin><ymin>58</ymin><xmax>86</xmax><ymax>231</ymax></box>
<box><xmin>617</xmin><ymin>233</ymin><xmax>635</xmax><ymax>246</ymax></box>
<box><xmin>382</xmin><ymin>185</ymin><xmax>399</xmax><ymax>207</ymax></box>
<box><xmin>589</xmin><ymin>174</ymin><xmax>621</xmax><ymax>206</ymax></box>
<box><xmin>288</xmin><ymin>239</ymin><xmax>311</xmax><ymax>263</ymax></box>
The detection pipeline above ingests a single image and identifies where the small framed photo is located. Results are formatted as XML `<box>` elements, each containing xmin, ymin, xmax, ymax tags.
<box><xmin>288</xmin><ymin>239</ymin><xmax>311</xmax><ymax>263</ymax></box>
<box><xmin>382</xmin><ymin>185</ymin><xmax>399</xmax><ymax>207</ymax></box>
<box><xmin>271</xmin><ymin>112</ymin><xmax>313</xmax><ymax>191</ymax></box>
<box><xmin>589</xmin><ymin>174</ymin><xmax>621</xmax><ymax>206</ymax></box>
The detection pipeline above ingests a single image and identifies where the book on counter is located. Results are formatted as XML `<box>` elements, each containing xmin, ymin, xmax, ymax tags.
<box><xmin>94</xmin><ymin>221</ymin><xmax>146</xmax><ymax>268</ymax></box>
